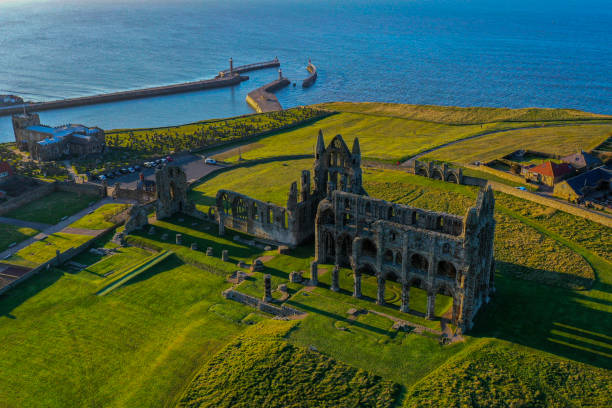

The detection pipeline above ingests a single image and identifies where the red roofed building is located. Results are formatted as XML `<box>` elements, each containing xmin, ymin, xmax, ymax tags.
<box><xmin>0</xmin><ymin>162</ymin><xmax>14</xmax><ymax>179</ymax></box>
<box><xmin>525</xmin><ymin>161</ymin><xmax>574</xmax><ymax>187</ymax></box>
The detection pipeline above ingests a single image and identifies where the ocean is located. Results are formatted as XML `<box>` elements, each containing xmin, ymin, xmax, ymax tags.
<box><xmin>0</xmin><ymin>0</ymin><xmax>610</xmax><ymax>142</ymax></box>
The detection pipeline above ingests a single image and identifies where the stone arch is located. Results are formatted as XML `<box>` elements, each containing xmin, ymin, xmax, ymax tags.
<box><xmin>437</xmin><ymin>260</ymin><xmax>457</xmax><ymax>280</ymax></box>
<box><xmin>251</xmin><ymin>202</ymin><xmax>259</xmax><ymax>221</ymax></box>
<box><xmin>356</xmin><ymin>263</ymin><xmax>377</xmax><ymax>276</ymax></box>
<box><xmin>337</xmin><ymin>234</ymin><xmax>352</xmax><ymax>265</ymax></box>
<box><xmin>324</xmin><ymin>231</ymin><xmax>336</xmax><ymax>259</ymax></box>
<box><xmin>416</xmin><ymin>167</ymin><xmax>429</xmax><ymax>178</ymax></box>
<box><xmin>411</xmin><ymin>253</ymin><xmax>429</xmax><ymax>273</ymax></box>
<box><xmin>218</xmin><ymin>192</ymin><xmax>231</xmax><ymax>214</ymax></box>
<box><xmin>383</xmin><ymin>249</ymin><xmax>393</xmax><ymax>263</ymax></box>
<box><xmin>385</xmin><ymin>269</ymin><xmax>400</xmax><ymax>282</ymax></box>
<box><xmin>432</xmin><ymin>168</ymin><xmax>444</xmax><ymax>180</ymax></box>
<box><xmin>446</xmin><ymin>172</ymin><xmax>459</xmax><ymax>184</ymax></box>
<box><xmin>233</xmin><ymin>197</ymin><xmax>248</xmax><ymax>220</ymax></box>
<box><xmin>361</xmin><ymin>238</ymin><xmax>377</xmax><ymax>258</ymax></box>
<box><xmin>365</xmin><ymin>201</ymin><xmax>372</xmax><ymax>216</ymax></box>
<box><xmin>319</xmin><ymin>208</ymin><xmax>335</xmax><ymax>225</ymax></box>
<box><xmin>395</xmin><ymin>251</ymin><xmax>402</xmax><ymax>265</ymax></box>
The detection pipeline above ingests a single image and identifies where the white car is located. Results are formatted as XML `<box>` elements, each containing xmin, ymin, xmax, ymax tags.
<box><xmin>205</xmin><ymin>158</ymin><xmax>217</xmax><ymax>165</ymax></box>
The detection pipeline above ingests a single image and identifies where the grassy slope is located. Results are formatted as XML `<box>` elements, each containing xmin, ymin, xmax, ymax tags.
<box><xmin>318</xmin><ymin>101</ymin><xmax>612</xmax><ymax>124</ymax></box>
<box><xmin>4</xmin><ymin>191</ymin><xmax>97</xmax><ymax>225</ymax></box>
<box><xmin>0</xmin><ymin>223</ymin><xmax>38</xmax><ymax>252</ymax></box>
<box><xmin>68</xmin><ymin>203</ymin><xmax>130</xmax><ymax>230</ymax></box>
<box><xmin>178</xmin><ymin>320</ymin><xmax>399</xmax><ymax>408</ymax></box>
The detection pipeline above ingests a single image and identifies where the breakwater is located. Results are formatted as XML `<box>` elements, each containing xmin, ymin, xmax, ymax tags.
<box><xmin>302</xmin><ymin>62</ymin><xmax>318</xmax><ymax>88</ymax></box>
<box><xmin>0</xmin><ymin>60</ymin><xmax>282</xmax><ymax>117</ymax></box>
<box><xmin>246</xmin><ymin>77</ymin><xmax>291</xmax><ymax>113</ymax></box>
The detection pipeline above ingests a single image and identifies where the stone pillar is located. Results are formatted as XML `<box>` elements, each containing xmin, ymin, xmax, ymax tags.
<box><xmin>400</xmin><ymin>283</ymin><xmax>410</xmax><ymax>313</ymax></box>
<box><xmin>263</xmin><ymin>274</ymin><xmax>272</xmax><ymax>302</ymax></box>
<box><xmin>331</xmin><ymin>265</ymin><xmax>340</xmax><ymax>292</ymax></box>
<box><xmin>376</xmin><ymin>276</ymin><xmax>385</xmax><ymax>305</ymax></box>
<box><xmin>426</xmin><ymin>292</ymin><xmax>436</xmax><ymax>320</ymax></box>
<box><xmin>221</xmin><ymin>250</ymin><xmax>229</xmax><ymax>262</ymax></box>
<box><xmin>451</xmin><ymin>297</ymin><xmax>461</xmax><ymax>325</ymax></box>
<box><xmin>175</xmin><ymin>234</ymin><xmax>182</xmax><ymax>245</ymax></box>
<box><xmin>218</xmin><ymin>214</ymin><xmax>225</xmax><ymax>236</ymax></box>
<box><xmin>310</xmin><ymin>261</ymin><xmax>318</xmax><ymax>286</ymax></box>
<box><xmin>353</xmin><ymin>270</ymin><xmax>362</xmax><ymax>298</ymax></box>
<box><xmin>55</xmin><ymin>249</ymin><xmax>61</xmax><ymax>266</ymax></box>
<box><xmin>229</xmin><ymin>57</ymin><xmax>233</xmax><ymax>74</ymax></box>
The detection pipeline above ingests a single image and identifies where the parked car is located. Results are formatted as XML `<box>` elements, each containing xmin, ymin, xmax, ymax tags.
<box><xmin>205</xmin><ymin>158</ymin><xmax>217</xmax><ymax>164</ymax></box>
<box><xmin>166</xmin><ymin>155</ymin><xmax>174</xmax><ymax>162</ymax></box>
<box><xmin>134</xmin><ymin>165</ymin><xmax>141</xmax><ymax>171</ymax></box>
<box><xmin>161</xmin><ymin>158</ymin><xmax>167</xmax><ymax>164</ymax></box>
<box><xmin>98</xmin><ymin>174</ymin><xmax>106</xmax><ymax>181</ymax></box>
<box><xmin>120</xmin><ymin>168</ymin><xmax>129</xmax><ymax>174</ymax></box>
<box><xmin>128</xmin><ymin>167</ymin><xmax>135</xmax><ymax>173</ymax></box>
<box><xmin>106</xmin><ymin>173</ymin><xmax>115</xmax><ymax>179</ymax></box>
<box><xmin>515</xmin><ymin>186</ymin><xmax>527</xmax><ymax>191</ymax></box>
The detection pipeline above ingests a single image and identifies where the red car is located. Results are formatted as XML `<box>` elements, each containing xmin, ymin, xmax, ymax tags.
<box><xmin>166</xmin><ymin>156</ymin><xmax>174</xmax><ymax>162</ymax></box>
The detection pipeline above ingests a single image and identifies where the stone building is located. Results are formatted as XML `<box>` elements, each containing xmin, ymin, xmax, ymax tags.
<box><xmin>12</xmin><ymin>112</ymin><xmax>105</xmax><ymax>161</ymax></box>
<box><xmin>214</xmin><ymin>130</ymin><xmax>364</xmax><ymax>245</ymax></box>
<box><xmin>314</xmin><ymin>186</ymin><xmax>495</xmax><ymax>333</ymax></box>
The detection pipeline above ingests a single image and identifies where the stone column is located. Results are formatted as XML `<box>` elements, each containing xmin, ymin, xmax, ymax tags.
<box><xmin>218</xmin><ymin>214</ymin><xmax>225</xmax><ymax>236</ymax></box>
<box><xmin>451</xmin><ymin>297</ymin><xmax>461</xmax><ymax>325</ymax></box>
<box><xmin>353</xmin><ymin>270</ymin><xmax>362</xmax><ymax>298</ymax></box>
<box><xmin>376</xmin><ymin>276</ymin><xmax>385</xmax><ymax>305</ymax></box>
<box><xmin>55</xmin><ymin>249</ymin><xmax>61</xmax><ymax>266</ymax></box>
<box><xmin>263</xmin><ymin>274</ymin><xmax>272</xmax><ymax>302</ymax></box>
<box><xmin>175</xmin><ymin>234</ymin><xmax>182</xmax><ymax>245</ymax></box>
<box><xmin>400</xmin><ymin>283</ymin><xmax>410</xmax><ymax>313</ymax></box>
<box><xmin>221</xmin><ymin>250</ymin><xmax>229</xmax><ymax>262</ymax></box>
<box><xmin>426</xmin><ymin>292</ymin><xmax>436</xmax><ymax>320</ymax></box>
<box><xmin>310</xmin><ymin>261</ymin><xmax>318</xmax><ymax>286</ymax></box>
<box><xmin>331</xmin><ymin>265</ymin><xmax>340</xmax><ymax>292</ymax></box>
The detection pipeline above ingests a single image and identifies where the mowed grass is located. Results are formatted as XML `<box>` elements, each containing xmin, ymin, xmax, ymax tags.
<box><xmin>5</xmin><ymin>191</ymin><xmax>97</xmax><ymax>225</ymax></box>
<box><xmin>68</xmin><ymin>203</ymin><xmax>130</xmax><ymax>230</ymax></box>
<box><xmin>422</xmin><ymin>124</ymin><xmax>612</xmax><ymax>164</ymax></box>
<box><xmin>4</xmin><ymin>232</ymin><xmax>92</xmax><ymax>268</ymax></box>
<box><xmin>178</xmin><ymin>320</ymin><xmax>399</xmax><ymax>408</ymax></box>
<box><xmin>212</xmin><ymin>112</ymin><xmax>534</xmax><ymax>164</ymax></box>
<box><xmin>0</xmin><ymin>223</ymin><xmax>38</xmax><ymax>252</ymax></box>
<box><xmin>318</xmin><ymin>101</ymin><xmax>612</xmax><ymax>124</ymax></box>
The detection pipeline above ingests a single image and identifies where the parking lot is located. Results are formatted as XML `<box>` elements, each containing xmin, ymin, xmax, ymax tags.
<box><xmin>91</xmin><ymin>154</ymin><xmax>221</xmax><ymax>189</ymax></box>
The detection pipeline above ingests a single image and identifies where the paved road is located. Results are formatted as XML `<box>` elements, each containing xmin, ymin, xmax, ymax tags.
<box><xmin>0</xmin><ymin>197</ymin><xmax>133</xmax><ymax>261</ymax></box>
<box><xmin>90</xmin><ymin>153</ymin><xmax>222</xmax><ymax>189</ymax></box>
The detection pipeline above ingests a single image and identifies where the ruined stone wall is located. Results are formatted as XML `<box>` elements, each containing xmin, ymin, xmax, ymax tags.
<box><xmin>222</xmin><ymin>288</ymin><xmax>305</xmax><ymax>317</ymax></box>
<box><xmin>406</xmin><ymin>160</ymin><xmax>463</xmax><ymax>184</ymax></box>
<box><xmin>315</xmin><ymin>186</ymin><xmax>495</xmax><ymax>333</ymax></box>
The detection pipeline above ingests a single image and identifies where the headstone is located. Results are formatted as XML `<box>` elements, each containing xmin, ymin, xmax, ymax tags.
<box><xmin>277</xmin><ymin>245</ymin><xmax>290</xmax><ymax>255</ymax></box>
<box><xmin>221</xmin><ymin>249</ymin><xmax>229</xmax><ymax>262</ymax></box>
<box><xmin>206</xmin><ymin>247</ymin><xmax>214</xmax><ymax>256</ymax></box>
<box><xmin>190</xmin><ymin>242</ymin><xmax>198</xmax><ymax>251</ymax></box>
<box><xmin>237</xmin><ymin>260</ymin><xmax>247</xmax><ymax>269</ymax></box>
<box><xmin>251</xmin><ymin>259</ymin><xmax>264</xmax><ymax>272</ymax></box>
<box><xmin>161</xmin><ymin>233</ymin><xmax>168</xmax><ymax>241</ymax></box>
<box><xmin>175</xmin><ymin>233</ymin><xmax>182</xmax><ymax>245</ymax></box>
<box><xmin>263</xmin><ymin>274</ymin><xmax>272</xmax><ymax>302</ymax></box>
<box><xmin>148</xmin><ymin>226</ymin><xmax>155</xmax><ymax>235</ymax></box>
<box><xmin>289</xmin><ymin>271</ymin><xmax>302</xmax><ymax>283</ymax></box>
<box><xmin>278</xmin><ymin>283</ymin><xmax>287</xmax><ymax>292</ymax></box>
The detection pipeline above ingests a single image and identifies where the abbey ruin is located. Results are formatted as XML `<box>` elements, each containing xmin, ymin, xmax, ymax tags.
<box><xmin>209</xmin><ymin>130</ymin><xmax>495</xmax><ymax>332</ymax></box>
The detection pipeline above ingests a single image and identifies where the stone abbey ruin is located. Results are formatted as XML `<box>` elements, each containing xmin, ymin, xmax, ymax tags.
<box><xmin>207</xmin><ymin>130</ymin><xmax>495</xmax><ymax>332</ymax></box>
<box><xmin>124</xmin><ymin>130</ymin><xmax>494</xmax><ymax>332</ymax></box>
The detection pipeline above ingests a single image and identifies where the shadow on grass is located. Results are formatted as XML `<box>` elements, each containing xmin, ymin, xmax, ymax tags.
<box><xmin>0</xmin><ymin>268</ymin><xmax>63</xmax><ymax>319</ymax></box>
<box><xmin>471</xmin><ymin>267</ymin><xmax>612</xmax><ymax>370</ymax></box>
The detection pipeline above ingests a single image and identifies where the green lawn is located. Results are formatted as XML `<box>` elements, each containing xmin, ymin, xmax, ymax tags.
<box><xmin>318</xmin><ymin>101</ymin><xmax>612</xmax><ymax>124</ymax></box>
<box><xmin>5</xmin><ymin>191</ymin><xmax>97</xmax><ymax>225</ymax></box>
<box><xmin>0</xmin><ymin>223</ymin><xmax>38</xmax><ymax>252</ymax></box>
<box><xmin>68</xmin><ymin>203</ymin><xmax>130</xmax><ymax>230</ymax></box>
<box><xmin>178</xmin><ymin>320</ymin><xmax>399</xmax><ymax>408</ymax></box>
<box><xmin>4</xmin><ymin>232</ymin><xmax>92</xmax><ymax>268</ymax></box>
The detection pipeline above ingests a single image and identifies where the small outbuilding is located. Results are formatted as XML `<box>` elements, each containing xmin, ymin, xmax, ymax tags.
<box><xmin>525</xmin><ymin>161</ymin><xmax>574</xmax><ymax>187</ymax></box>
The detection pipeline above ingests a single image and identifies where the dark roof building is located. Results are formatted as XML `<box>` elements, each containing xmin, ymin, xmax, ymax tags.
<box><xmin>561</xmin><ymin>151</ymin><xmax>602</xmax><ymax>170</ymax></box>
<box><xmin>553</xmin><ymin>165</ymin><xmax>612</xmax><ymax>201</ymax></box>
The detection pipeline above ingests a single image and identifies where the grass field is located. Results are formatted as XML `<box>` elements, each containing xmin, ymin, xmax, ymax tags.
<box><xmin>4</xmin><ymin>191</ymin><xmax>97</xmax><ymax>225</ymax></box>
<box><xmin>318</xmin><ymin>101</ymin><xmax>612</xmax><ymax>124</ymax></box>
<box><xmin>0</xmin><ymin>223</ymin><xmax>38</xmax><ymax>252</ymax></box>
<box><xmin>422</xmin><ymin>124</ymin><xmax>612</xmax><ymax>164</ymax></box>
<box><xmin>4</xmin><ymin>232</ymin><xmax>92</xmax><ymax>268</ymax></box>
<box><xmin>178</xmin><ymin>320</ymin><xmax>399</xmax><ymax>408</ymax></box>
<box><xmin>67</xmin><ymin>203</ymin><xmax>130</xmax><ymax>230</ymax></box>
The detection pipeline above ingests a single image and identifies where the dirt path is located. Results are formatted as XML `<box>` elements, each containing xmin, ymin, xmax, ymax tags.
<box><xmin>0</xmin><ymin>217</ymin><xmax>51</xmax><ymax>231</ymax></box>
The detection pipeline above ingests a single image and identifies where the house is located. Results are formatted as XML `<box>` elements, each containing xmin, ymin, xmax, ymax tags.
<box><xmin>0</xmin><ymin>162</ymin><xmax>14</xmax><ymax>179</ymax></box>
<box><xmin>553</xmin><ymin>165</ymin><xmax>612</xmax><ymax>201</ymax></box>
<box><xmin>524</xmin><ymin>161</ymin><xmax>574</xmax><ymax>187</ymax></box>
<box><xmin>561</xmin><ymin>151</ymin><xmax>602</xmax><ymax>171</ymax></box>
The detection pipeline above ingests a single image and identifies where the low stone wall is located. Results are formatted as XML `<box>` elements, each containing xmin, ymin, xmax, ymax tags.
<box><xmin>223</xmin><ymin>288</ymin><xmax>305</xmax><ymax>317</ymax></box>
<box><xmin>0</xmin><ymin>225</ymin><xmax>116</xmax><ymax>296</ymax></box>
<box><xmin>465</xmin><ymin>164</ymin><xmax>527</xmax><ymax>185</ymax></box>
<box><xmin>0</xmin><ymin>181</ymin><xmax>55</xmax><ymax>216</ymax></box>
<box><xmin>56</xmin><ymin>181</ymin><xmax>105</xmax><ymax>197</ymax></box>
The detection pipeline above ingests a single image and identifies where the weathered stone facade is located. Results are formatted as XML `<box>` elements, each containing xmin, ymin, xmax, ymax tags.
<box><xmin>314</xmin><ymin>185</ymin><xmax>495</xmax><ymax>332</ymax></box>
<box><xmin>213</xmin><ymin>130</ymin><xmax>364</xmax><ymax>246</ymax></box>
<box><xmin>12</xmin><ymin>112</ymin><xmax>105</xmax><ymax>161</ymax></box>
<box><xmin>155</xmin><ymin>165</ymin><xmax>195</xmax><ymax>219</ymax></box>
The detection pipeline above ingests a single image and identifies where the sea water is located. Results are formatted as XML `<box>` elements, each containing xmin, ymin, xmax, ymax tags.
<box><xmin>0</xmin><ymin>0</ymin><xmax>610</xmax><ymax>142</ymax></box>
